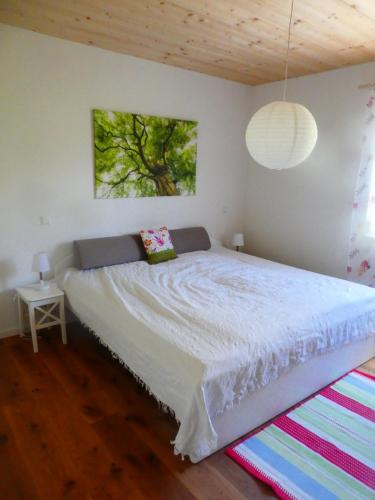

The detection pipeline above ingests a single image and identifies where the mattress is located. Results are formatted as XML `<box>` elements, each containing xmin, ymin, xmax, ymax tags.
<box><xmin>58</xmin><ymin>247</ymin><xmax>375</xmax><ymax>462</ymax></box>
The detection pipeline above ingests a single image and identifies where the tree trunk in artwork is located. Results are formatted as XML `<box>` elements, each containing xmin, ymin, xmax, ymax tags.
<box><xmin>154</xmin><ymin>173</ymin><xmax>179</xmax><ymax>196</ymax></box>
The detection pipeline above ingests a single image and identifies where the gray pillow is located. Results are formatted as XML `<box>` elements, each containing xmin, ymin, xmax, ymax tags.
<box><xmin>170</xmin><ymin>227</ymin><xmax>211</xmax><ymax>254</ymax></box>
<box><xmin>74</xmin><ymin>226</ymin><xmax>210</xmax><ymax>270</ymax></box>
<box><xmin>74</xmin><ymin>234</ymin><xmax>146</xmax><ymax>270</ymax></box>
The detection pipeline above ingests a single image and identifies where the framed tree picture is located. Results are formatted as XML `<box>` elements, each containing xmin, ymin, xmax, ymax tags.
<box><xmin>93</xmin><ymin>109</ymin><xmax>198</xmax><ymax>198</ymax></box>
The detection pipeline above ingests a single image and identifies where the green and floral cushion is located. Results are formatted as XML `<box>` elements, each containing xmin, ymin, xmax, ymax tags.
<box><xmin>140</xmin><ymin>226</ymin><xmax>177</xmax><ymax>265</ymax></box>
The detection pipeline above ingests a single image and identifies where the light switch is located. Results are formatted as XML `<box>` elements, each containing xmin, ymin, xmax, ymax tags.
<box><xmin>40</xmin><ymin>216</ymin><xmax>51</xmax><ymax>226</ymax></box>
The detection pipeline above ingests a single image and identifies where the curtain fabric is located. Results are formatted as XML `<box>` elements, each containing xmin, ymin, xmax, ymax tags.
<box><xmin>347</xmin><ymin>88</ymin><xmax>375</xmax><ymax>286</ymax></box>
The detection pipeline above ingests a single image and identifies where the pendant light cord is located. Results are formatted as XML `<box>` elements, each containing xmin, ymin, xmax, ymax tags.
<box><xmin>282</xmin><ymin>0</ymin><xmax>295</xmax><ymax>101</ymax></box>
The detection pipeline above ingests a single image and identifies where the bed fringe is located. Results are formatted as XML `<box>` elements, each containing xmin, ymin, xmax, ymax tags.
<box><xmin>79</xmin><ymin>321</ymin><xmax>187</xmax><ymax>457</ymax></box>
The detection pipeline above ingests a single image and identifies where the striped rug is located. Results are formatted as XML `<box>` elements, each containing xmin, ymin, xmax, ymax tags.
<box><xmin>226</xmin><ymin>369</ymin><xmax>375</xmax><ymax>499</ymax></box>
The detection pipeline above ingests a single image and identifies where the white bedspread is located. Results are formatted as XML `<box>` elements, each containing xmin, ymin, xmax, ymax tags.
<box><xmin>59</xmin><ymin>247</ymin><xmax>375</xmax><ymax>462</ymax></box>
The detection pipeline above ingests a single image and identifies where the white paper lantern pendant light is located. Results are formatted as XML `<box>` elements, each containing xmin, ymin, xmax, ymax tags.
<box><xmin>246</xmin><ymin>0</ymin><xmax>318</xmax><ymax>170</ymax></box>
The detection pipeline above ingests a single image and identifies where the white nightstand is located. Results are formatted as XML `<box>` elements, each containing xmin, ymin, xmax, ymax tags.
<box><xmin>16</xmin><ymin>284</ymin><xmax>67</xmax><ymax>353</ymax></box>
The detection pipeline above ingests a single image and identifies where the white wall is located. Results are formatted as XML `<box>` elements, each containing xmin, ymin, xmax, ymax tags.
<box><xmin>0</xmin><ymin>24</ymin><xmax>251</xmax><ymax>333</ymax></box>
<box><xmin>245</xmin><ymin>61</ymin><xmax>375</xmax><ymax>278</ymax></box>
<box><xmin>2</xmin><ymin>23</ymin><xmax>373</xmax><ymax>335</ymax></box>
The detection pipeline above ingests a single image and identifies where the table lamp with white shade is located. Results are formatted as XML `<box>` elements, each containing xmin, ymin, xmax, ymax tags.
<box><xmin>32</xmin><ymin>252</ymin><xmax>50</xmax><ymax>290</ymax></box>
<box><xmin>232</xmin><ymin>233</ymin><xmax>245</xmax><ymax>252</ymax></box>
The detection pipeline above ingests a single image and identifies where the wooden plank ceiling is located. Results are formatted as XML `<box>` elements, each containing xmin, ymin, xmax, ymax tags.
<box><xmin>0</xmin><ymin>0</ymin><xmax>375</xmax><ymax>85</ymax></box>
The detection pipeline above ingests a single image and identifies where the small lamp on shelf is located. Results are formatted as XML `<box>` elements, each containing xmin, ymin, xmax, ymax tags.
<box><xmin>232</xmin><ymin>233</ymin><xmax>244</xmax><ymax>252</ymax></box>
<box><xmin>32</xmin><ymin>252</ymin><xmax>50</xmax><ymax>290</ymax></box>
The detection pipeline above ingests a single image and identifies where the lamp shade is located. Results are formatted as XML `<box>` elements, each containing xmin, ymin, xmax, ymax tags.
<box><xmin>245</xmin><ymin>101</ymin><xmax>318</xmax><ymax>170</ymax></box>
<box><xmin>32</xmin><ymin>252</ymin><xmax>50</xmax><ymax>273</ymax></box>
<box><xmin>232</xmin><ymin>233</ymin><xmax>244</xmax><ymax>247</ymax></box>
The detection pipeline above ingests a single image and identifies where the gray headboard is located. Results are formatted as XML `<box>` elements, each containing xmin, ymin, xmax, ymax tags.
<box><xmin>74</xmin><ymin>226</ymin><xmax>211</xmax><ymax>270</ymax></box>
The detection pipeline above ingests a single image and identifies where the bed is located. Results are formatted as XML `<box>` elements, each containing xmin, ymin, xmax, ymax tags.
<box><xmin>56</xmin><ymin>228</ymin><xmax>375</xmax><ymax>463</ymax></box>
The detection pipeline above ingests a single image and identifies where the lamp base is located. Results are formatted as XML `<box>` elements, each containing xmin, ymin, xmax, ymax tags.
<box><xmin>33</xmin><ymin>280</ymin><xmax>50</xmax><ymax>291</ymax></box>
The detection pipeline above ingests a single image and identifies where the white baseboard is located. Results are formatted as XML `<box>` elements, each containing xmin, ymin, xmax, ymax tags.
<box><xmin>0</xmin><ymin>329</ymin><xmax>18</xmax><ymax>339</ymax></box>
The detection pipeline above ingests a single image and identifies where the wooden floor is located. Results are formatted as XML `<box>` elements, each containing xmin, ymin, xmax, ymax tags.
<box><xmin>0</xmin><ymin>324</ymin><xmax>374</xmax><ymax>500</ymax></box>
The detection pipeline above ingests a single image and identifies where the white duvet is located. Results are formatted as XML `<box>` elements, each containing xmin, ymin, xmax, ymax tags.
<box><xmin>59</xmin><ymin>247</ymin><xmax>375</xmax><ymax>462</ymax></box>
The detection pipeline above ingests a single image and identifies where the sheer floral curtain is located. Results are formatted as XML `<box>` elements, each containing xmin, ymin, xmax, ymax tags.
<box><xmin>347</xmin><ymin>87</ymin><xmax>375</xmax><ymax>286</ymax></box>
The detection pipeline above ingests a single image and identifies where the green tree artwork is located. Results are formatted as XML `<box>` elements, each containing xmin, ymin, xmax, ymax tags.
<box><xmin>93</xmin><ymin>110</ymin><xmax>197</xmax><ymax>198</ymax></box>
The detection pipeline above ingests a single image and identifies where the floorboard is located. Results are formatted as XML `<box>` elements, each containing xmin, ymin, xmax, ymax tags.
<box><xmin>0</xmin><ymin>323</ymin><xmax>373</xmax><ymax>499</ymax></box>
